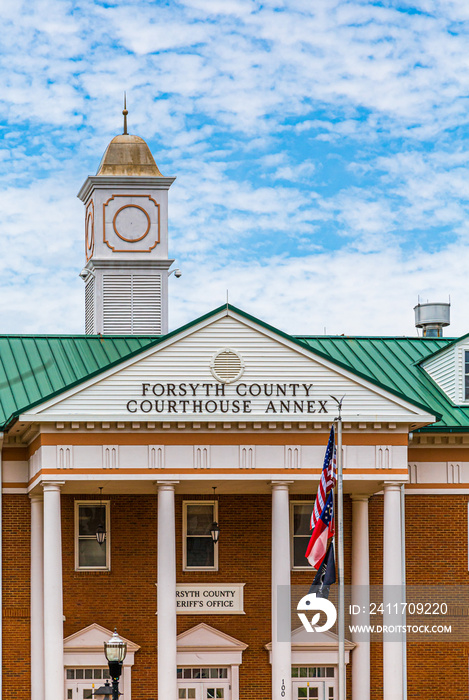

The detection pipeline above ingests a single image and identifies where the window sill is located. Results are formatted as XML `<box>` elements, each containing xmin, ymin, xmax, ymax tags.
<box><xmin>74</xmin><ymin>569</ymin><xmax>111</xmax><ymax>574</ymax></box>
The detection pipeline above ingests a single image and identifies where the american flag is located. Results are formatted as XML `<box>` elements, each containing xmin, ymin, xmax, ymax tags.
<box><xmin>310</xmin><ymin>426</ymin><xmax>337</xmax><ymax>530</ymax></box>
<box><xmin>306</xmin><ymin>491</ymin><xmax>335</xmax><ymax>569</ymax></box>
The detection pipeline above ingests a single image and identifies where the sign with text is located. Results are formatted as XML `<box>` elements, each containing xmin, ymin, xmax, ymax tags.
<box><xmin>127</xmin><ymin>382</ymin><xmax>330</xmax><ymax>416</ymax></box>
<box><xmin>173</xmin><ymin>583</ymin><xmax>245</xmax><ymax>614</ymax></box>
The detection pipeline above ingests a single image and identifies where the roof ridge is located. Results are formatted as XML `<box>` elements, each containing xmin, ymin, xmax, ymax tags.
<box><xmin>294</xmin><ymin>335</ymin><xmax>454</xmax><ymax>341</ymax></box>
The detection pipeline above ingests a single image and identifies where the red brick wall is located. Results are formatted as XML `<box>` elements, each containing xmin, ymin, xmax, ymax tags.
<box><xmin>405</xmin><ymin>496</ymin><xmax>468</xmax><ymax>699</ymax></box>
<box><xmin>369</xmin><ymin>494</ymin><xmax>384</xmax><ymax>700</ymax></box>
<box><xmin>3</xmin><ymin>494</ymin><xmax>31</xmax><ymax>699</ymax></box>
<box><xmin>368</xmin><ymin>493</ymin><xmax>469</xmax><ymax>700</ymax></box>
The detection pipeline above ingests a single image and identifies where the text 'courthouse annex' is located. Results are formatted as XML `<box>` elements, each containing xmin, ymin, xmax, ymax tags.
<box><xmin>2</xmin><ymin>118</ymin><xmax>469</xmax><ymax>700</ymax></box>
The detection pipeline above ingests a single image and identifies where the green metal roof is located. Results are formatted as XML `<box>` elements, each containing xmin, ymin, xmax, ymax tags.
<box><xmin>296</xmin><ymin>335</ymin><xmax>467</xmax><ymax>431</ymax></box>
<box><xmin>0</xmin><ymin>335</ymin><xmax>156</xmax><ymax>428</ymax></box>
<box><xmin>0</xmin><ymin>305</ymin><xmax>466</xmax><ymax>431</ymax></box>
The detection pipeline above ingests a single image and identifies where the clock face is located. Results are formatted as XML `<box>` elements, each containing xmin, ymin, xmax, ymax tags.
<box><xmin>85</xmin><ymin>202</ymin><xmax>95</xmax><ymax>259</ymax></box>
<box><xmin>103</xmin><ymin>195</ymin><xmax>160</xmax><ymax>253</ymax></box>
<box><xmin>113</xmin><ymin>204</ymin><xmax>151</xmax><ymax>243</ymax></box>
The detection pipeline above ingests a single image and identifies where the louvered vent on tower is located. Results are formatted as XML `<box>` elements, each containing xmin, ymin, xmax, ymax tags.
<box><xmin>102</xmin><ymin>274</ymin><xmax>162</xmax><ymax>334</ymax></box>
<box><xmin>132</xmin><ymin>275</ymin><xmax>162</xmax><ymax>334</ymax></box>
<box><xmin>103</xmin><ymin>275</ymin><xmax>132</xmax><ymax>333</ymax></box>
<box><xmin>210</xmin><ymin>349</ymin><xmax>245</xmax><ymax>383</ymax></box>
<box><xmin>85</xmin><ymin>277</ymin><xmax>95</xmax><ymax>334</ymax></box>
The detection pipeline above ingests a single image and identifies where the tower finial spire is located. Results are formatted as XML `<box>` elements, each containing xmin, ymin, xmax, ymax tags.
<box><xmin>123</xmin><ymin>92</ymin><xmax>128</xmax><ymax>135</ymax></box>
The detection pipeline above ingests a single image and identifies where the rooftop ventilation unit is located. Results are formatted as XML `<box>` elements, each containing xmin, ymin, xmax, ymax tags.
<box><xmin>414</xmin><ymin>301</ymin><xmax>450</xmax><ymax>338</ymax></box>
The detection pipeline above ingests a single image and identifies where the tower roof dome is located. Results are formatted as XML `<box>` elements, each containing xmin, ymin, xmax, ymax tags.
<box><xmin>96</xmin><ymin>134</ymin><xmax>163</xmax><ymax>177</ymax></box>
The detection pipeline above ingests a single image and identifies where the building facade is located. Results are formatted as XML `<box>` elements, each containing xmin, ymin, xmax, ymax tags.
<box><xmin>1</xmin><ymin>127</ymin><xmax>469</xmax><ymax>700</ymax></box>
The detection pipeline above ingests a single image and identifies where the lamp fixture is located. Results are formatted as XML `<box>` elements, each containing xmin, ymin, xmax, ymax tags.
<box><xmin>103</xmin><ymin>629</ymin><xmax>127</xmax><ymax>700</ymax></box>
<box><xmin>95</xmin><ymin>487</ymin><xmax>106</xmax><ymax>546</ymax></box>
<box><xmin>210</xmin><ymin>486</ymin><xmax>220</xmax><ymax>544</ymax></box>
<box><xmin>104</xmin><ymin>628</ymin><xmax>127</xmax><ymax>664</ymax></box>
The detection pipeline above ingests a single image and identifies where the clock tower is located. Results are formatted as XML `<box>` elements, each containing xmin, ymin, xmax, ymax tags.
<box><xmin>78</xmin><ymin>107</ymin><xmax>175</xmax><ymax>335</ymax></box>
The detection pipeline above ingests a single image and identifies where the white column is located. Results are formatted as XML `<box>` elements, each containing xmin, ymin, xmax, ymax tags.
<box><xmin>271</xmin><ymin>481</ymin><xmax>292</xmax><ymax>700</ymax></box>
<box><xmin>43</xmin><ymin>482</ymin><xmax>64</xmax><ymax>700</ymax></box>
<box><xmin>157</xmin><ymin>482</ymin><xmax>178</xmax><ymax>700</ymax></box>
<box><xmin>351</xmin><ymin>496</ymin><xmax>370</xmax><ymax>700</ymax></box>
<box><xmin>383</xmin><ymin>483</ymin><xmax>403</xmax><ymax>700</ymax></box>
<box><xmin>30</xmin><ymin>494</ymin><xmax>44</xmax><ymax>700</ymax></box>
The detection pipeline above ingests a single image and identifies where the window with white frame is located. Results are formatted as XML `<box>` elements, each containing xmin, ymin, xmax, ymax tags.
<box><xmin>75</xmin><ymin>501</ymin><xmax>110</xmax><ymax>571</ymax></box>
<box><xmin>183</xmin><ymin>501</ymin><xmax>218</xmax><ymax>571</ymax></box>
<box><xmin>464</xmin><ymin>351</ymin><xmax>469</xmax><ymax>401</ymax></box>
<box><xmin>291</xmin><ymin>501</ymin><xmax>313</xmax><ymax>569</ymax></box>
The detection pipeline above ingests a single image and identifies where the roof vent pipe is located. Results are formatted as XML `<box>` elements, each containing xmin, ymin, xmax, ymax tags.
<box><xmin>414</xmin><ymin>301</ymin><xmax>450</xmax><ymax>338</ymax></box>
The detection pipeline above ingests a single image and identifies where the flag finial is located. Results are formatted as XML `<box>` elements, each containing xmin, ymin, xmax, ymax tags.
<box><xmin>123</xmin><ymin>92</ymin><xmax>128</xmax><ymax>135</ymax></box>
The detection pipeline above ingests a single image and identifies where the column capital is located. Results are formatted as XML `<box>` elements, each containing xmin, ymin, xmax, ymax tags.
<box><xmin>42</xmin><ymin>481</ymin><xmax>64</xmax><ymax>493</ymax></box>
<box><xmin>157</xmin><ymin>481</ymin><xmax>179</xmax><ymax>492</ymax></box>
<box><xmin>271</xmin><ymin>480</ymin><xmax>293</xmax><ymax>491</ymax></box>
<box><xmin>350</xmin><ymin>494</ymin><xmax>370</xmax><ymax>502</ymax></box>
<box><xmin>383</xmin><ymin>481</ymin><xmax>405</xmax><ymax>491</ymax></box>
<box><xmin>29</xmin><ymin>493</ymin><xmax>43</xmax><ymax>503</ymax></box>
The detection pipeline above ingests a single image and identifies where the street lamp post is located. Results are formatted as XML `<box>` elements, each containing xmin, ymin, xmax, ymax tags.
<box><xmin>95</xmin><ymin>629</ymin><xmax>127</xmax><ymax>700</ymax></box>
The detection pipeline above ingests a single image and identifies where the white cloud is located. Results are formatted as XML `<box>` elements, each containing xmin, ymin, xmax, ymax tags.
<box><xmin>0</xmin><ymin>0</ymin><xmax>469</xmax><ymax>341</ymax></box>
<box><xmin>169</xmin><ymin>242</ymin><xmax>468</xmax><ymax>338</ymax></box>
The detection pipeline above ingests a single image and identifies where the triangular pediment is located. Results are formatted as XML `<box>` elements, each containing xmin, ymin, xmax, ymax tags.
<box><xmin>177</xmin><ymin>623</ymin><xmax>248</xmax><ymax>651</ymax></box>
<box><xmin>63</xmin><ymin>623</ymin><xmax>140</xmax><ymax>652</ymax></box>
<box><xmin>22</xmin><ymin>307</ymin><xmax>436</xmax><ymax>424</ymax></box>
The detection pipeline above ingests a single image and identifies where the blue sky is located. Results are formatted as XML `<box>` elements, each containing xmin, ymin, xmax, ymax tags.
<box><xmin>1</xmin><ymin>0</ymin><xmax>469</xmax><ymax>336</ymax></box>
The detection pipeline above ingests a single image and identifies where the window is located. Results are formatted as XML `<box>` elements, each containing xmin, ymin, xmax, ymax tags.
<box><xmin>183</xmin><ymin>501</ymin><xmax>218</xmax><ymax>571</ymax></box>
<box><xmin>465</xmin><ymin>351</ymin><xmax>469</xmax><ymax>401</ymax></box>
<box><xmin>66</xmin><ymin>668</ymin><xmax>110</xmax><ymax>680</ymax></box>
<box><xmin>75</xmin><ymin>501</ymin><xmax>110</xmax><ymax>570</ymax></box>
<box><xmin>291</xmin><ymin>502</ymin><xmax>313</xmax><ymax>569</ymax></box>
<box><xmin>292</xmin><ymin>667</ymin><xmax>335</xmax><ymax>678</ymax></box>
<box><xmin>177</xmin><ymin>668</ymin><xmax>228</xmax><ymax>679</ymax></box>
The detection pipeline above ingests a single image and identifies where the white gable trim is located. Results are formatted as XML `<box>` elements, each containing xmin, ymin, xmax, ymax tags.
<box><xmin>64</xmin><ymin>622</ymin><xmax>140</xmax><ymax>655</ymax></box>
<box><xmin>20</xmin><ymin>308</ymin><xmax>435</xmax><ymax>423</ymax></box>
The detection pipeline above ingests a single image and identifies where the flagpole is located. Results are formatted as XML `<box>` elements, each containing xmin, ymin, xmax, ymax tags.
<box><xmin>334</xmin><ymin>403</ymin><xmax>345</xmax><ymax>700</ymax></box>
